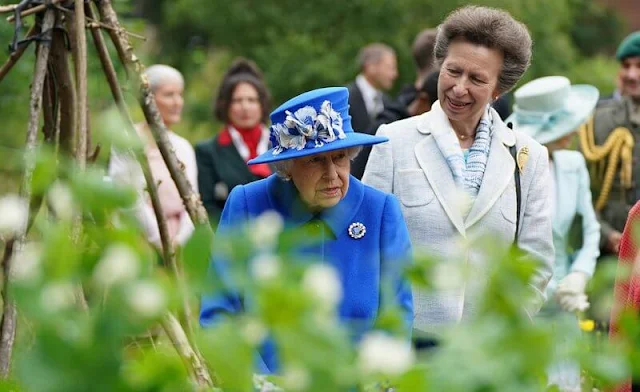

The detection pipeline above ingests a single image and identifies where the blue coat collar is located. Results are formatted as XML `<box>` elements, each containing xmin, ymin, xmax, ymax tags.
<box><xmin>266</xmin><ymin>174</ymin><xmax>364</xmax><ymax>236</ymax></box>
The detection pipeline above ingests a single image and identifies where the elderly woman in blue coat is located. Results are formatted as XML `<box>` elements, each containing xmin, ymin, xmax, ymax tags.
<box><xmin>199</xmin><ymin>87</ymin><xmax>413</xmax><ymax>374</ymax></box>
<box><xmin>507</xmin><ymin>76</ymin><xmax>601</xmax><ymax>391</ymax></box>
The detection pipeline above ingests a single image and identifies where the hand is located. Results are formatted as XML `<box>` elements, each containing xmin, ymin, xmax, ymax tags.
<box><xmin>555</xmin><ymin>271</ymin><xmax>590</xmax><ymax>312</ymax></box>
<box><xmin>555</xmin><ymin>291</ymin><xmax>590</xmax><ymax>313</ymax></box>
<box><xmin>557</xmin><ymin>271</ymin><xmax>589</xmax><ymax>295</ymax></box>
<box><xmin>607</xmin><ymin>230</ymin><xmax>623</xmax><ymax>254</ymax></box>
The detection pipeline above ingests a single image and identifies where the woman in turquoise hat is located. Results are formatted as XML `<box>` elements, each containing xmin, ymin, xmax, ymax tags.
<box><xmin>199</xmin><ymin>87</ymin><xmax>413</xmax><ymax>374</ymax></box>
<box><xmin>507</xmin><ymin>75</ymin><xmax>601</xmax><ymax>391</ymax></box>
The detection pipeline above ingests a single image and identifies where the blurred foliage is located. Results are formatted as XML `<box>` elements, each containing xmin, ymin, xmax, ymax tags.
<box><xmin>0</xmin><ymin>138</ymin><xmax>636</xmax><ymax>390</ymax></box>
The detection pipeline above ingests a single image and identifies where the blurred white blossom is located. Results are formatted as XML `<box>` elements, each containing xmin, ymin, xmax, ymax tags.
<box><xmin>282</xmin><ymin>365</ymin><xmax>311</xmax><ymax>391</ymax></box>
<box><xmin>358</xmin><ymin>331</ymin><xmax>415</xmax><ymax>376</ymax></box>
<box><xmin>253</xmin><ymin>374</ymin><xmax>283</xmax><ymax>392</ymax></box>
<box><xmin>47</xmin><ymin>181</ymin><xmax>75</xmax><ymax>221</ymax></box>
<box><xmin>40</xmin><ymin>282</ymin><xmax>77</xmax><ymax>313</ymax></box>
<box><xmin>93</xmin><ymin>244</ymin><xmax>139</xmax><ymax>287</ymax></box>
<box><xmin>242</xmin><ymin>318</ymin><xmax>268</xmax><ymax>345</ymax></box>
<box><xmin>251</xmin><ymin>254</ymin><xmax>281</xmax><ymax>282</ymax></box>
<box><xmin>12</xmin><ymin>242</ymin><xmax>43</xmax><ymax>282</ymax></box>
<box><xmin>0</xmin><ymin>194</ymin><xmax>28</xmax><ymax>240</ymax></box>
<box><xmin>432</xmin><ymin>261</ymin><xmax>465</xmax><ymax>291</ymax></box>
<box><xmin>127</xmin><ymin>281</ymin><xmax>166</xmax><ymax>318</ymax></box>
<box><xmin>302</xmin><ymin>264</ymin><xmax>342</xmax><ymax>309</ymax></box>
<box><xmin>250</xmin><ymin>211</ymin><xmax>284</xmax><ymax>250</ymax></box>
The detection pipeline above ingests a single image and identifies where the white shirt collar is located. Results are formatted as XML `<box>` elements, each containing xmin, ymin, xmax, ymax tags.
<box><xmin>356</xmin><ymin>74</ymin><xmax>381</xmax><ymax>116</ymax></box>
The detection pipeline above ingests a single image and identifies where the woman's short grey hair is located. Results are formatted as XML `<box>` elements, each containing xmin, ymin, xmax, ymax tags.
<box><xmin>273</xmin><ymin>146</ymin><xmax>363</xmax><ymax>180</ymax></box>
<box><xmin>434</xmin><ymin>6</ymin><xmax>532</xmax><ymax>94</ymax></box>
<box><xmin>145</xmin><ymin>64</ymin><xmax>184</xmax><ymax>91</ymax></box>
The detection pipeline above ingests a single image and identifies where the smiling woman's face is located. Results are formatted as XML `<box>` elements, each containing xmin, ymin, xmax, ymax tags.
<box><xmin>288</xmin><ymin>149</ymin><xmax>351</xmax><ymax>211</ymax></box>
<box><xmin>438</xmin><ymin>38</ymin><xmax>503</xmax><ymax>129</ymax></box>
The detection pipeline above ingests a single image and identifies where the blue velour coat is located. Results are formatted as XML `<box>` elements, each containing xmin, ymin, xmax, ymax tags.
<box><xmin>199</xmin><ymin>174</ymin><xmax>413</xmax><ymax>373</ymax></box>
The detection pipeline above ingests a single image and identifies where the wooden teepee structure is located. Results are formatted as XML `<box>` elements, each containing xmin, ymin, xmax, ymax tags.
<box><xmin>0</xmin><ymin>0</ymin><xmax>214</xmax><ymax>387</ymax></box>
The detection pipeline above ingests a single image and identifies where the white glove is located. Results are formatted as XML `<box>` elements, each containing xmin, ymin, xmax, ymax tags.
<box><xmin>554</xmin><ymin>271</ymin><xmax>590</xmax><ymax>312</ymax></box>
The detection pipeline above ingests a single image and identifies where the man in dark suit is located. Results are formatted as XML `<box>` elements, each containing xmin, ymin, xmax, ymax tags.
<box><xmin>348</xmin><ymin>43</ymin><xmax>398</xmax><ymax>179</ymax></box>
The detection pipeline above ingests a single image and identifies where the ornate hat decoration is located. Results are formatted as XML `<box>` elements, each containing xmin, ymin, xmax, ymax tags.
<box><xmin>248</xmin><ymin>87</ymin><xmax>388</xmax><ymax>165</ymax></box>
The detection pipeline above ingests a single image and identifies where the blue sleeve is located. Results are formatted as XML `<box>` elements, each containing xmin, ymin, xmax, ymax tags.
<box><xmin>199</xmin><ymin>185</ymin><xmax>249</xmax><ymax>327</ymax></box>
<box><xmin>380</xmin><ymin>194</ymin><xmax>414</xmax><ymax>337</ymax></box>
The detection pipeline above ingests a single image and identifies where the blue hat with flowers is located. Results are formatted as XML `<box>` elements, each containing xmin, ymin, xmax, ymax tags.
<box><xmin>248</xmin><ymin>87</ymin><xmax>388</xmax><ymax>165</ymax></box>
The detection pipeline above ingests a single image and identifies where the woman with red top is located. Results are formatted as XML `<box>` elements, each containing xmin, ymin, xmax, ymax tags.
<box><xmin>610</xmin><ymin>201</ymin><xmax>640</xmax><ymax>392</ymax></box>
<box><xmin>195</xmin><ymin>59</ymin><xmax>272</xmax><ymax>226</ymax></box>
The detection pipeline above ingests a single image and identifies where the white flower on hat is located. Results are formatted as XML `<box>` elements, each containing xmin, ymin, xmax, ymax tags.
<box><xmin>0</xmin><ymin>194</ymin><xmax>28</xmax><ymax>240</ymax></box>
<box><xmin>93</xmin><ymin>244</ymin><xmax>140</xmax><ymax>287</ymax></box>
<box><xmin>315</xmin><ymin>100</ymin><xmax>345</xmax><ymax>143</ymax></box>
<box><xmin>282</xmin><ymin>365</ymin><xmax>311</xmax><ymax>391</ymax></box>
<box><xmin>275</xmin><ymin>123</ymin><xmax>306</xmax><ymax>152</ymax></box>
<box><xmin>251</xmin><ymin>254</ymin><xmax>281</xmax><ymax>282</ymax></box>
<box><xmin>127</xmin><ymin>281</ymin><xmax>166</xmax><ymax>318</ymax></box>
<box><xmin>358</xmin><ymin>331</ymin><xmax>415</xmax><ymax>376</ymax></box>
<box><xmin>12</xmin><ymin>242</ymin><xmax>43</xmax><ymax>282</ymax></box>
<box><xmin>250</xmin><ymin>211</ymin><xmax>284</xmax><ymax>250</ymax></box>
<box><xmin>47</xmin><ymin>181</ymin><xmax>75</xmax><ymax>221</ymax></box>
<box><xmin>40</xmin><ymin>282</ymin><xmax>77</xmax><ymax>313</ymax></box>
<box><xmin>285</xmin><ymin>106</ymin><xmax>317</xmax><ymax>138</ymax></box>
<box><xmin>302</xmin><ymin>264</ymin><xmax>342</xmax><ymax>309</ymax></box>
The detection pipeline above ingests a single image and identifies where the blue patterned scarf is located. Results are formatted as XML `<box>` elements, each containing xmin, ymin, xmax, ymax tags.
<box><xmin>433</xmin><ymin>106</ymin><xmax>493</xmax><ymax>198</ymax></box>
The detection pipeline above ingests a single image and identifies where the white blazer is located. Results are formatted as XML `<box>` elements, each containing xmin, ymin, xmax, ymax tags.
<box><xmin>547</xmin><ymin>150</ymin><xmax>600</xmax><ymax>296</ymax></box>
<box><xmin>362</xmin><ymin>102</ymin><xmax>554</xmax><ymax>334</ymax></box>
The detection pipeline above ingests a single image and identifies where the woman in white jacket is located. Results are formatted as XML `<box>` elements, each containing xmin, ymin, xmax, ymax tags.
<box><xmin>108</xmin><ymin>64</ymin><xmax>197</xmax><ymax>248</ymax></box>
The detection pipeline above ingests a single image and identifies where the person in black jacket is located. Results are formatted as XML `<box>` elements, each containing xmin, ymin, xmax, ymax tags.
<box><xmin>348</xmin><ymin>43</ymin><xmax>398</xmax><ymax>179</ymax></box>
<box><xmin>195</xmin><ymin>59</ymin><xmax>272</xmax><ymax>226</ymax></box>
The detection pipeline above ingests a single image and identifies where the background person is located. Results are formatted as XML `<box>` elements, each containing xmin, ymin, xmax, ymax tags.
<box><xmin>109</xmin><ymin>64</ymin><xmax>197</xmax><ymax>248</ymax></box>
<box><xmin>195</xmin><ymin>59</ymin><xmax>272</xmax><ymax>226</ymax></box>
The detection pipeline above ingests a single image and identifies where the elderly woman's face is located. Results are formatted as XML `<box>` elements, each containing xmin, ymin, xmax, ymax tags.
<box><xmin>228</xmin><ymin>82</ymin><xmax>262</xmax><ymax>129</ymax></box>
<box><xmin>288</xmin><ymin>150</ymin><xmax>351</xmax><ymax>211</ymax></box>
<box><xmin>438</xmin><ymin>39</ymin><xmax>503</xmax><ymax>126</ymax></box>
<box><xmin>154</xmin><ymin>81</ymin><xmax>184</xmax><ymax>127</ymax></box>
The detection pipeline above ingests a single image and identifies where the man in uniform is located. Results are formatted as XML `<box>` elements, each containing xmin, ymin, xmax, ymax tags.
<box><xmin>586</xmin><ymin>31</ymin><xmax>640</xmax><ymax>257</ymax></box>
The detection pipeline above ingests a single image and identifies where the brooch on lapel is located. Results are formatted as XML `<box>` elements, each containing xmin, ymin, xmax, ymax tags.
<box><xmin>516</xmin><ymin>146</ymin><xmax>529</xmax><ymax>174</ymax></box>
<box><xmin>348</xmin><ymin>222</ymin><xmax>366</xmax><ymax>239</ymax></box>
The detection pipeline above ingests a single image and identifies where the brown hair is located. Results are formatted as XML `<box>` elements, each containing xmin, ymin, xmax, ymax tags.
<box><xmin>412</xmin><ymin>29</ymin><xmax>438</xmax><ymax>73</ymax></box>
<box><xmin>213</xmin><ymin>58</ymin><xmax>271</xmax><ymax>124</ymax></box>
<box><xmin>434</xmin><ymin>6</ymin><xmax>532</xmax><ymax>93</ymax></box>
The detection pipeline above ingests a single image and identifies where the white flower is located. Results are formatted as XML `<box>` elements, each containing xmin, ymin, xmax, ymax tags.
<box><xmin>253</xmin><ymin>374</ymin><xmax>283</xmax><ymax>392</ymax></box>
<box><xmin>127</xmin><ymin>281</ymin><xmax>166</xmax><ymax>318</ymax></box>
<box><xmin>251</xmin><ymin>254</ymin><xmax>281</xmax><ymax>282</ymax></box>
<box><xmin>302</xmin><ymin>264</ymin><xmax>342</xmax><ymax>309</ymax></box>
<box><xmin>432</xmin><ymin>261</ymin><xmax>464</xmax><ymax>291</ymax></box>
<box><xmin>242</xmin><ymin>319</ymin><xmax>268</xmax><ymax>345</ymax></box>
<box><xmin>93</xmin><ymin>244</ymin><xmax>140</xmax><ymax>287</ymax></box>
<box><xmin>0</xmin><ymin>194</ymin><xmax>28</xmax><ymax>240</ymax></box>
<box><xmin>358</xmin><ymin>331</ymin><xmax>415</xmax><ymax>376</ymax></box>
<box><xmin>282</xmin><ymin>365</ymin><xmax>311</xmax><ymax>391</ymax></box>
<box><xmin>285</xmin><ymin>107</ymin><xmax>317</xmax><ymax>138</ymax></box>
<box><xmin>278</xmin><ymin>125</ymin><xmax>307</xmax><ymax>151</ymax></box>
<box><xmin>251</xmin><ymin>211</ymin><xmax>284</xmax><ymax>250</ymax></box>
<box><xmin>315</xmin><ymin>100</ymin><xmax>345</xmax><ymax>142</ymax></box>
<box><xmin>47</xmin><ymin>181</ymin><xmax>75</xmax><ymax>221</ymax></box>
<box><xmin>12</xmin><ymin>242</ymin><xmax>43</xmax><ymax>282</ymax></box>
<box><xmin>40</xmin><ymin>282</ymin><xmax>77</xmax><ymax>313</ymax></box>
